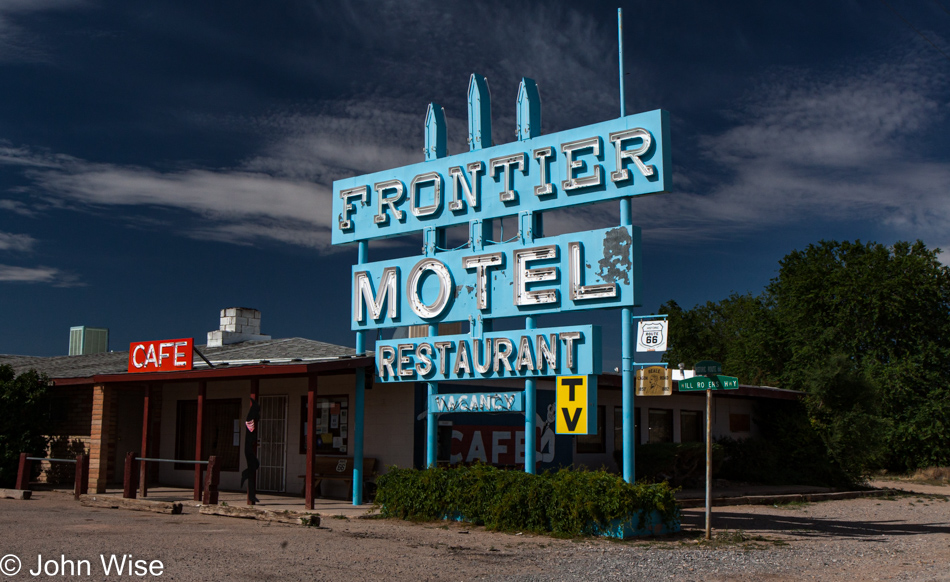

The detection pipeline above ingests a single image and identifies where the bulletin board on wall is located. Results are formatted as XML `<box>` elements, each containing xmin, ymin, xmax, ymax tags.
<box><xmin>299</xmin><ymin>395</ymin><xmax>349</xmax><ymax>455</ymax></box>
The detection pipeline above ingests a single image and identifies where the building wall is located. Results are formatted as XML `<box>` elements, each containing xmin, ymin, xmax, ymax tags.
<box><xmin>155</xmin><ymin>373</ymin><xmax>410</xmax><ymax>497</ymax></box>
<box><xmin>573</xmin><ymin>390</ymin><xmax>757</xmax><ymax>472</ymax></box>
<box><xmin>364</xmin><ymin>382</ymin><xmax>415</xmax><ymax>471</ymax></box>
<box><xmin>40</xmin><ymin>385</ymin><xmax>94</xmax><ymax>484</ymax></box>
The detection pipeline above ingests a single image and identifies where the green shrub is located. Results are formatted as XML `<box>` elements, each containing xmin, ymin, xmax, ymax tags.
<box><xmin>615</xmin><ymin>442</ymin><xmax>724</xmax><ymax>487</ymax></box>
<box><xmin>0</xmin><ymin>365</ymin><xmax>52</xmax><ymax>488</ymax></box>
<box><xmin>374</xmin><ymin>464</ymin><xmax>679</xmax><ymax>537</ymax></box>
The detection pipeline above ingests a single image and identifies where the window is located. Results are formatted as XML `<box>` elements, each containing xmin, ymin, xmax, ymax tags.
<box><xmin>647</xmin><ymin>409</ymin><xmax>673</xmax><ymax>444</ymax></box>
<box><xmin>613</xmin><ymin>406</ymin><xmax>641</xmax><ymax>451</ymax></box>
<box><xmin>575</xmin><ymin>405</ymin><xmax>606</xmax><ymax>454</ymax></box>
<box><xmin>729</xmin><ymin>413</ymin><xmax>751</xmax><ymax>433</ymax></box>
<box><xmin>299</xmin><ymin>395</ymin><xmax>349</xmax><ymax>455</ymax></box>
<box><xmin>174</xmin><ymin>399</ymin><xmax>242</xmax><ymax>471</ymax></box>
<box><xmin>680</xmin><ymin>410</ymin><xmax>703</xmax><ymax>443</ymax></box>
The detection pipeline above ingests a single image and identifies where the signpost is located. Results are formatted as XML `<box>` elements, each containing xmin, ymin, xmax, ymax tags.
<box><xmin>678</xmin><ymin>362</ymin><xmax>738</xmax><ymax>540</ymax></box>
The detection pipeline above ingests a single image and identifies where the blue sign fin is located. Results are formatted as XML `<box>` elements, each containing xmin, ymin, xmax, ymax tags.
<box><xmin>468</xmin><ymin>74</ymin><xmax>491</xmax><ymax>151</ymax></box>
<box><xmin>516</xmin><ymin>78</ymin><xmax>541</xmax><ymax>141</ymax></box>
<box><xmin>424</xmin><ymin>103</ymin><xmax>446</xmax><ymax>161</ymax></box>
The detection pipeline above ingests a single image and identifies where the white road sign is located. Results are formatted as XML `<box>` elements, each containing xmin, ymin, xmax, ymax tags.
<box><xmin>636</xmin><ymin>320</ymin><xmax>668</xmax><ymax>352</ymax></box>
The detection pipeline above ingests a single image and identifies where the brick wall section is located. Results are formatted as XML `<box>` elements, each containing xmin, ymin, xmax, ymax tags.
<box><xmin>50</xmin><ymin>386</ymin><xmax>94</xmax><ymax>436</ymax></box>
<box><xmin>88</xmin><ymin>384</ymin><xmax>116</xmax><ymax>493</ymax></box>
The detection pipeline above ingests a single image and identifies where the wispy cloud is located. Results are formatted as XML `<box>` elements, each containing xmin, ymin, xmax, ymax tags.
<box><xmin>620</xmin><ymin>48</ymin><xmax>950</xmax><ymax>253</ymax></box>
<box><xmin>0</xmin><ymin>263</ymin><xmax>80</xmax><ymax>286</ymax></box>
<box><xmin>0</xmin><ymin>0</ymin><xmax>86</xmax><ymax>62</ymax></box>
<box><xmin>0</xmin><ymin>231</ymin><xmax>34</xmax><ymax>252</ymax></box>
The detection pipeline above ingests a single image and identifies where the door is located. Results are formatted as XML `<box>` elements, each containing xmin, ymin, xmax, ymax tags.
<box><xmin>257</xmin><ymin>395</ymin><xmax>288</xmax><ymax>492</ymax></box>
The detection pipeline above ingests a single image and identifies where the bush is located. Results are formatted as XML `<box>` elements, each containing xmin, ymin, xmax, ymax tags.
<box><xmin>45</xmin><ymin>437</ymin><xmax>87</xmax><ymax>485</ymax></box>
<box><xmin>374</xmin><ymin>464</ymin><xmax>679</xmax><ymax>537</ymax></box>
<box><xmin>0</xmin><ymin>365</ymin><xmax>52</xmax><ymax>488</ymax></box>
<box><xmin>614</xmin><ymin>443</ymin><xmax>724</xmax><ymax>487</ymax></box>
<box><xmin>715</xmin><ymin>401</ymin><xmax>853</xmax><ymax>487</ymax></box>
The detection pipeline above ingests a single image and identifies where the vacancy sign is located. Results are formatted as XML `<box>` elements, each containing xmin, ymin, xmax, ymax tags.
<box><xmin>128</xmin><ymin>338</ymin><xmax>194</xmax><ymax>373</ymax></box>
<box><xmin>555</xmin><ymin>375</ymin><xmax>597</xmax><ymax>435</ymax></box>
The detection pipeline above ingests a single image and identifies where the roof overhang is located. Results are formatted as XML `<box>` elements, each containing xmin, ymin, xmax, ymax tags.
<box><xmin>51</xmin><ymin>355</ymin><xmax>375</xmax><ymax>386</ymax></box>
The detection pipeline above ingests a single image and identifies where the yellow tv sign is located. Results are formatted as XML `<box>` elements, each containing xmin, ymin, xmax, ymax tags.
<box><xmin>556</xmin><ymin>375</ymin><xmax>597</xmax><ymax>435</ymax></box>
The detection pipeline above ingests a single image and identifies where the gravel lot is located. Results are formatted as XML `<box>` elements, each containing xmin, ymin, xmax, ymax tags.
<box><xmin>1</xmin><ymin>485</ymin><xmax>948</xmax><ymax>581</ymax></box>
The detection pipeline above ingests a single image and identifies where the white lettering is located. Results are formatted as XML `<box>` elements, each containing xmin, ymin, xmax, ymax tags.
<box><xmin>513</xmin><ymin>245</ymin><xmax>558</xmax><ymax>306</ymax></box>
<box><xmin>491</xmin><ymin>431</ymin><xmax>510</xmax><ymax>464</ymax></box>
<box><xmin>354</xmin><ymin>267</ymin><xmax>399</xmax><ymax>323</ymax></box>
<box><xmin>144</xmin><ymin>344</ymin><xmax>159</xmax><ymax>368</ymax></box>
<box><xmin>467</xmin><ymin>431</ymin><xmax>487</xmax><ymax>463</ymax></box>
<box><xmin>173</xmin><ymin>341</ymin><xmax>189</xmax><ymax>367</ymax></box>
<box><xmin>131</xmin><ymin>344</ymin><xmax>146</xmax><ymax>369</ymax></box>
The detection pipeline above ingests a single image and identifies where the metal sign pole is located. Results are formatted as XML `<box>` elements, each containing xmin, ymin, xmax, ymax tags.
<box><xmin>617</xmin><ymin>6</ymin><xmax>636</xmax><ymax>485</ymax></box>
<box><xmin>705</xmin><ymin>386</ymin><xmax>712</xmax><ymax>540</ymax></box>
<box><xmin>353</xmin><ymin>240</ymin><xmax>368</xmax><ymax>506</ymax></box>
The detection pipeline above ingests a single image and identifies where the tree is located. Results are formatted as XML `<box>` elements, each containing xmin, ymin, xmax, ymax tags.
<box><xmin>0</xmin><ymin>364</ymin><xmax>52</xmax><ymax>487</ymax></box>
<box><xmin>769</xmin><ymin>240</ymin><xmax>950</xmax><ymax>471</ymax></box>
<box><xmin>661</xmin><ymin>293</ymin><xmax>785</xmax><ymax>387</ymax></box>
<box><xmin>661</xmin><ymin>239</ymin><xmax>950</xmax><ymax>478</ymax></box>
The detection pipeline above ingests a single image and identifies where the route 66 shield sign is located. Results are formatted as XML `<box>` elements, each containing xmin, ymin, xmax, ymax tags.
<box><xmin>636</xmin><ymin>320</ymin><xmax>668</xmax><ymax>352</ymax></box>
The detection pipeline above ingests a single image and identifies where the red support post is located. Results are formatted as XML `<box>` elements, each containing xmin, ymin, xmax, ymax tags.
<box><xmin>194</xmin><ymin>380</ymin><xmax>206</xmax><ymax>502</ymax></box>
<box><xmin>306</xmin><ymin>375</ymin><xmax>317</xmax><ymax>510</ymax></box>
<box><xmin>15</xmin><ymin>453</ymin><xmax>31</xmax><ymax>490</ymax></box>
<box><xmin>140</xmin><ymin>384</ymin><xmax>151</xmax><ymax>498</ymax></box>
<box><xmin>203</xmin><ymin>455</ymin><xmax>221</xmax><ymax>505</ymax></box>
<box><xmin>247</xmin><ymin>379</ymin><xmax>260</xmax><ymax>505</ymax></box>
<box><xmin>75</xmin><ymin>454</ymin><xmax>89</xmax><ymax>499</ymax></box>
<box><xmin>122</xmin><ymin>452</ymin><xmax>139</xmax><ymax>499</ymax></box>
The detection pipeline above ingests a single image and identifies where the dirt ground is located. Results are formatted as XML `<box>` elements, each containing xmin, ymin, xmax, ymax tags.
<box><xmin>1</xmin><ymin>483</ymin><xmax>948</xmax><ymax>581</ymax></box>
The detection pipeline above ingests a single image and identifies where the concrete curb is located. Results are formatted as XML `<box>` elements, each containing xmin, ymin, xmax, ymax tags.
<box><xmin>678</xmin><ymin>488</ymin><xmax>900</xmax><ymax>508</ymax></box>
<box><xmin>199</xmin><ymin>504</ymin><xmax>321</xmax><ymax>526</ymax></box>
<box><xmin>79</xmin><ymin>494</ymin><xmax>183</xmax><ymax>514</ymax></box>
<box><xmin>0</xmin><ymin>488</ymin><xmax>31</xmax><ymax>500</ymax></box>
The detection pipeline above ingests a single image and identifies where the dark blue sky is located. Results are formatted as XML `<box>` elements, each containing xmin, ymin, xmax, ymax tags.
<box><xmin>1</xmin><ymin>1</ymin><xmax>948</xmax><ymax>371</ymax></box>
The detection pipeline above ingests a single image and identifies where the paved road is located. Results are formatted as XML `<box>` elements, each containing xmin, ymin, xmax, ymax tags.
<box><xmin>1</xmin><ymin>489</ymin><xmax>948</xmax><ymax>581</ymax></box>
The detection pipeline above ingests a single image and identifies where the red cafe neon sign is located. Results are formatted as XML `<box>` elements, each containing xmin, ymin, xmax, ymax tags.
<box><xmin>128</xmin><ymin>338</ymin><xmax>194</xmax><ymax>373</ymax></box>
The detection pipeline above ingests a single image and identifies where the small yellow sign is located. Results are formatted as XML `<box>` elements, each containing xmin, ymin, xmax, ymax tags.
<box><xmin>556</xmin><ymin>375</ymin><xmax>597</xmax><ymax>434</ymax></box>
<box><xmin>636</xmin><ymin>366</ymin><xmax>672</xmax><ymax>396</ymax></box>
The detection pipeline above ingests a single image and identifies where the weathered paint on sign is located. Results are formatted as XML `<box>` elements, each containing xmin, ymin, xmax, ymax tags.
<box><xmin>352</xmin><ymin>226</ymin><xmax>640</xmax><ymax>330</ymax></box>
<box><xmin>376</xmin><ymin>325</ymin><xmax>601</xmax><ymax>382</ymax></box>
<box><xmin>555</xmin><ymin>375</ymin><xmax>597</xmax><ymax>434</ymax></box>
<box><xmin>430</xmin><ymin>391</ymin><xmax>525</xmax><ymax>413</ymax></box>
<box><xmin>332</xmin><ymin>110</ymin><xmax>671</xmax><ymax>245</ymax></box>
<box><xmin>636</xmin><ymin>366</ymin><xmax>672</xmax><ymax>396</ymax></box>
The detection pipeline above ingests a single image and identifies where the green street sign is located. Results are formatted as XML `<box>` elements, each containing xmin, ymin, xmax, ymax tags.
<box><xmin>694</xmin><ymin>360</ymin><xmax>722</xmax><ymax>375</ymax></box>
<box><xmin>678</xmin><ymin>375</ymin><xmax>739</xmax><ymax>392</ymax></box>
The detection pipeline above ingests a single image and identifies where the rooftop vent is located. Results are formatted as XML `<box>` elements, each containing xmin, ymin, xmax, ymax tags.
<box><xmin>69</xmin><ymin>326</ymin><xmax>109</xmax><ymax>356</ymax></box>
<box><xmin>206</xmin><ymin>307</ymin><xmax>272</xmax><ymax>347</ymax></box>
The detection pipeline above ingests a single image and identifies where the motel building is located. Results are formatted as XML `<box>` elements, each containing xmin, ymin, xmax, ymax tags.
<box><xmin>1</xmin><ymin>307</ymin><xmax>799</xmax><ymax>503</ymax></box>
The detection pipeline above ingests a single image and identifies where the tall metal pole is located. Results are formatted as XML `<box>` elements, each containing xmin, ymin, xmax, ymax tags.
<box><xmin>353</xmin><ymin>240</ymin><xmax>368</xmax><ymax>505</ymax></box>
<box><xmin>621</xmin><ymin>199</ymin><xmax>634</xmax><ymax>484</ymax></box>
<box><xmin>426</xmin><ymin>323</ymin><xmax>439</xmax><ymax>468</ymax></box>
<box><xmin>525</xmin><ymin>315</ymin><xmax>537</xmax><ymax>474</ymax></box>
<box><xmin>618</xmin><ymin>8</ymin><xmax>635</xmax><ymax>484</ymax></box>
<box><xmin>618</xmin><ymin>8</ymin><xmax>626</xmax><ymax>118</ymax></box>
<box><xmin>705</xmin><ymin>387</ymin><xmax>712</xmax><ymax>540</ymax></box>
